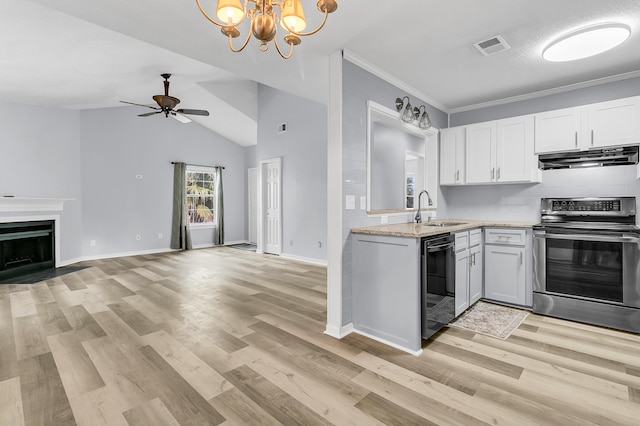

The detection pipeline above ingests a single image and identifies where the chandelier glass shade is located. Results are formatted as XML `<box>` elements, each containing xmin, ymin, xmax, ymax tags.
<box><xmin>196</xmin><ymin>0</ymin><xmax>338</xmax><ymax>59</ymax></box>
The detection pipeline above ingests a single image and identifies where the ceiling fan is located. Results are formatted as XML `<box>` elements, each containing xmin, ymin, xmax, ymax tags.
<box><xmin>120</xmin><ymin>73</ymin><xmax>209</xmax><ymax>123</ymax></box>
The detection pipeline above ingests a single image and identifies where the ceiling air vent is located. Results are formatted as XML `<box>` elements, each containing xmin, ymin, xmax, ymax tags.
<box><xmin>474</xmin><ymin>35</ymin><xmax>511</xmax><ymax>56</ymax></box>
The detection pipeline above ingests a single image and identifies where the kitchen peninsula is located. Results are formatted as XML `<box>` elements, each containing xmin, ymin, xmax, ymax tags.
<box><xmin>350</xmin><ymin>219</ymin><xmax>535</xmax><ymax>354</ymax></box>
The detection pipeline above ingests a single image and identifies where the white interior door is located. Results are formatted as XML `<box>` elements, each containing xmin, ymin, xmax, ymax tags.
<box><xmin>262</xmin><ymin>158</ymin><xmax>282</xmax><ymax>254</ymax></box>
<box><xmin>247</xmin><ymin>167</ymin><xmax>258</xmax><ymax>244</ymax></box>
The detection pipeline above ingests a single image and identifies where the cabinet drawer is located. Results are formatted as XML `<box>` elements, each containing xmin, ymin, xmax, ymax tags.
<box><xmin>484</xmin><ymin>228</ymin><xmax>526</xmax><ymax>246</ymax></box>
<box><xmin>469</xmin><ymin>229</ymin><xmax>482</xmax><ymax>247</ymax></box>
<box><xmin>455</xmin><ymin>232</ymin><xmax>469</xmax><ymax>252</ymax></box>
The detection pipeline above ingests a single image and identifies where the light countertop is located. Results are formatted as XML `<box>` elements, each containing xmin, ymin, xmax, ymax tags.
<box><xmin>351</xmin><ymin>219</ymin><xmax>537</xmax><ymax>238</ymax></box>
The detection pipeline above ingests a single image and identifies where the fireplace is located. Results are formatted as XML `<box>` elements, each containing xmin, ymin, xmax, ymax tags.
<box><xmin>0</xmin><ymin>220</ymin><xmax>55</xmax><ymax>281</ymax></box>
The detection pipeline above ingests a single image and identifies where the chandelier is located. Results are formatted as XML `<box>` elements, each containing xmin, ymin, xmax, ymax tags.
<box><xmin>196</xmin><ymin>0</ymin><xmax>338</xmax><ymax>59</ymax></box>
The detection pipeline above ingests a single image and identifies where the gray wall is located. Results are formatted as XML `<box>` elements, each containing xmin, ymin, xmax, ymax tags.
<box><xmin>80</xmin><ymin>106</ymin><xmax>247</xmax><ymax>255</ymax></box>
<box><xmin>341</xmin><ymin>59</ymin><xmax>448</xmax><ymax>326</ymax></box>
<box><xmin>0</xmin><ymin>101</ymin><xmax>247</xmax><ymax>265</ymax></box>
<box><xmin>451</xmin><ymin>76</ymin><xmax>640</xmax><ymax>126</ymax></box>
<box><xmin>256</xmin><ymin>84</ymin><xmax>328</xmax><ymax>262</ymax></box>
<box><xmin>0</xmin><ymin>102</ymin><xmax>83</xmax><ymax>262</ymax></box>
<box><xmin>370</xmin><ymin>123</ymin><xmax>424</xmax><ymax>211</ymax></box>
<box><xmin>441</xmin><ymin>76</ymin><xmax>640</xmax><ymax>220</ymax></box>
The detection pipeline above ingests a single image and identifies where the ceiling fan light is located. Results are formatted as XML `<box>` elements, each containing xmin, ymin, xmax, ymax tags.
<box><xmin>216</xmin><ymin>0</ymin><xmax>245</xmax><ymax>26</ymax></box>
<box><xmin>543</xmin><ymin>23</ymin><xmax>631</xmax><ymax>62</ymax></box>
<box><xmin>281</xmin><ymin>0</ymin><xmax>307</xmax><ymax>32</ymax></box>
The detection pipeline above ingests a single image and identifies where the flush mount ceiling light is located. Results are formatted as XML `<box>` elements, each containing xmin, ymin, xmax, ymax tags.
<box><xmin>196</xmin><ymin>0</ymin><xmax>338</xmax><ymax>59</ymax></box>
<box><xmin>543</xmin><ymin>23</ymin><xmax>631</xmax><ymax>62</ymax></box>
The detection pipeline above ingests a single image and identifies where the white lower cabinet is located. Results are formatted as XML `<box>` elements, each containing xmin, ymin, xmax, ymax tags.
<box><xmin>455</xmin><ymin>229</ymin><xmax>482</xmax><ymax>317</ymax></box>
<box><xmin>469</xmin><ymin>243</ymin><xmax>483</xmax><ymax>305</ymax></box>
<box><xmin>484</xmin><ymin>228</ymin><xmax>527</xmax><ymax>306</ymax></box>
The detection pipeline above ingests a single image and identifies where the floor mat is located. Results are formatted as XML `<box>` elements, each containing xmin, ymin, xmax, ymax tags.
<box><xmin>449</xmin><ymin>301</ymin><xmax>529</xmax><ymax>340</ymax></box>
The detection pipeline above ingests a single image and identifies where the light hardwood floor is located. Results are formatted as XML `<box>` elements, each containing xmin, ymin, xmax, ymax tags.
<box><xmin>1</xmin><ymin>247</ymin><xmax>639</xmax><ymax>425</ymax></box>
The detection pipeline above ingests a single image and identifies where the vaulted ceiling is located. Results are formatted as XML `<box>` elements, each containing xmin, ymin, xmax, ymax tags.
<box><xmin>2</xmin><ymin>0</ymin><xmax>640</xmax><ymax>146</ymax></box>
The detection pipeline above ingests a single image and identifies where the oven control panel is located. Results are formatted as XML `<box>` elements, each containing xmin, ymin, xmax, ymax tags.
<box><xmin>541</xmin><ymin>197</ymin><xmax>636</xmax><ymax>217</ymax></box>
<box><xmin>551</xmin><ymin>199</ymin><xmax>620</xmax><ymax>212</ymax></box>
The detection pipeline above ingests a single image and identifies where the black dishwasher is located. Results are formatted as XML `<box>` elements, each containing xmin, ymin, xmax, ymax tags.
<box><xmin>421</xmin><ymin>233</ymin><xmax>455</xmax><ymax>339</ymax></box>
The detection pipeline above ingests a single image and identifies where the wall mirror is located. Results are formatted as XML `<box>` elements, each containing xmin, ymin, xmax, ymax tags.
<box><xmin>366</xmin><ymin>100</ymin><xmax>438</xmax><ymax>214</ymax></box>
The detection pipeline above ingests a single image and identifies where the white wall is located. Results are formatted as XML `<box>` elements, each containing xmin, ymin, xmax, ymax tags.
<box><xmin>256</xmin><ymin>84</ymin><xmax>328</xmax><ymax>263</ymax></box>
<box><xmin>0</xmin><ymin>102</ymin><xmax>83</xmax><ymax>262</ymax></box>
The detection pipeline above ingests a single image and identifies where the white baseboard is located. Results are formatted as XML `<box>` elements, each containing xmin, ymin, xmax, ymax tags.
<box><xmin>324</xmin><ymin>323</ymin><xmax>353</xmax><ymax>339</ymax></box>
<box><xmin>351</xmin><ymin>329</ymin><xmax>423</xmax><ymax>356</ymax></box>
<box><xmin>192</xmin><ymin>243</ymin><xmax>214</xmax><ymax>249</ymax></box>
<box><xmin>60</xmin><ymin>247</ymin><xmax>179</xmax><ymax>266</ymax></box>
<box><xmin>223</xmin><ymin>240</ymin><xmax>250</xmax><ymax>246</ymax></box>
<box><xmin>59</xmin><ymin>241</ymin><xmax>255</xmax><ymax>267</ymax></box>
<box><xmin>280</xmin><ymin>253</ymin><xmax>327</xmax><ymax>266</ymax></box>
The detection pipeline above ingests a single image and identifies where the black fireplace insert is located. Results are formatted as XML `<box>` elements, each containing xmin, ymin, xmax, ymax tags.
<box><xmin>0</xmin><ymin>220</ymin><xmax>55</xmax><ymax>281</ymax></box>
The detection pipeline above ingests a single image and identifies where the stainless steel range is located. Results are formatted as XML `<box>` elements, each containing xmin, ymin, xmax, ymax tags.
<box><xmin>533</xmin><ymin>197</ymin><xmax>640</xmax><ymax>333</ymax></box>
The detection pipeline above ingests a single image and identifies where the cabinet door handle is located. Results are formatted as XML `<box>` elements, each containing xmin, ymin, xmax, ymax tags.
<box><xmin>491</xmin><ymin>168</ymin><xmax>495</xmax><ymax>180</ymax></box>
<box><xmin>575</xmin><ymin>131</ymin><xmax>578</xmax><ymax>148</ymax></box>
<box><xmin>472</xmin><ymin>252</ymin><xmax>476</xmax><ymax>266</ymax></box>
<box><xmin>519</xmin><ymin>252</ymin><xmax>523</xmax><ymax>265</ymax></box>
<box><xmin>591</xmin><ymin>129</ymin><xmax>594</xmax><ymax>147</ymax></box>
<box><xmin>497</xmin><ymin>167</ymin><xmax>501</xmax><ymax>180</ymax></box>
<box><xmin>456</xmin><ymin>170</ymin><xmax>459</xmax><ymax>181</ymax></box>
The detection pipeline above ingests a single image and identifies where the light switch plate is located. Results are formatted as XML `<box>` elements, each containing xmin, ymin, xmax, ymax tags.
<box><xmin>360</xmin><ymin>196</ymin><xmax>366</xmax><ymax>210</ymax></box>
<box><xmin>345</xmin><ymin>195</ymin><xmax>356</xmax><ymax>210</ymax></box>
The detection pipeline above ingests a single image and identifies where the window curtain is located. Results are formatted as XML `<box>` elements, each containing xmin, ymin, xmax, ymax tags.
<box><xmin>214</xmin><ymin>166</ymin><xmax>225</xmax><ymax>245</ymax></box>
<box><xmin>170</xmin><ymin>162</ymin><xmax>192</xmax><ymax>250</ymax></box>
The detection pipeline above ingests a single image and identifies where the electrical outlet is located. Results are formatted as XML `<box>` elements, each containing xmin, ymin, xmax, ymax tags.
<box><xmin>136</xmin><ymin>234</ymin><xmax>141</xmax><ymax>241</ymax></box>
<box><xmin>158</xmin><ymin>233</ymin><xmax>163</xmax><ymax>239</ymax></box>
<box><xmin>381</xmin><ymin>215</ymin><xmax>388</xmax><ymax>224</ymax></box>
<box><xmin>90</xmin><ymin>240</ymin><xmax>96</xmax><ymax>247</ymax></box>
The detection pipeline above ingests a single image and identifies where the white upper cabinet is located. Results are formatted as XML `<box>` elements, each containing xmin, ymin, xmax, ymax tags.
<box><xmin>496</xmin><ymin>115</ymin><xmax>535</xmax><ymax>183</ymax></box>
<box><xmin>587</xmin><ymin>97</ymin><xmax>640</xmax><ymax>148</ymax></box>
<box><xmin>440</xmin><ymin>127</ymin><xmax>465</xmax><ymax>185</ymax></box>
<box><xmin>464</xmin><ymin>116</ymin><xmax>536</xmax><ymax>184</ymax></box>
<box><xmin>465</xmin><ymin>122</ymin><xmax>496</xmax><ymax>184</ymax></box>
<box><xmin>535</xmin><ymin>96</ymin><xmax>640</xmax><ymax>154</ymax></box>
<box><xmin>534</xmin><ymin>107</ymin><xmax>581</xmax><ymax>154</ymax></box>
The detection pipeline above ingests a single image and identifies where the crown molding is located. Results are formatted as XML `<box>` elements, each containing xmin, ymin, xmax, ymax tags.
<box><xmin>450</xmin><ymin>69</ymin><xmax>640</xmax><ymax>114</ymax></box>
<box><xmin>342</xmin><ymin>49</ymin><xmax>449</xmax><ymax>113</ymax></box>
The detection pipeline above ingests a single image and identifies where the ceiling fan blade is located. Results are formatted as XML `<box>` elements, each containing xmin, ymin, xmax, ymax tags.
<box><xmin>170</xmin><ymin>112</ymin><xmax>192</xmax><ymax>123</ymax></box>
<box><xmin>120</xmin><ymin>100</ymin><xmax>160</xmax><ymax>110</ymax></box>
<box><xmin>176</xmin><ymin>108</ymin><xmax>210</xmax><ymax>116</ymax></box>
<box><xmin>138</xmin><ymin>111</ymin><xmax>162</xmax><ymax>117</ymax></box>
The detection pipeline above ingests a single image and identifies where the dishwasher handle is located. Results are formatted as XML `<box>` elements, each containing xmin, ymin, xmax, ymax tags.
<box><xmin>426</xmin><ymin>242</ymin><xmax>455</xmax><ymax>252</ymax></box>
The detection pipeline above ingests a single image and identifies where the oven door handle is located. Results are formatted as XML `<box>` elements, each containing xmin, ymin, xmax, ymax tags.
<box><xmin>536</xmin><ymin>231</ymin><xmax>640</xmax><ymax>244</ymax></box>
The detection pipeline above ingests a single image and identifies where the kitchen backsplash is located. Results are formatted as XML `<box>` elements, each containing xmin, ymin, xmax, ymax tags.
<box><xmin>439</xmin><ymin>164</ymin><xmax>640</xmax><ymax>222</ymax></box>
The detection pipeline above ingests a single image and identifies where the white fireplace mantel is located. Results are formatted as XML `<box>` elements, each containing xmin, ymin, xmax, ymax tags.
<box><xmin>0</xmin><ymin>197</ymin><xmax>74</xmax><ymax>213</ymax></box>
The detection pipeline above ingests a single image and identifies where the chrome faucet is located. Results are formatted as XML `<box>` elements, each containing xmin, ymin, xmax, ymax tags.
<box><xmin>415</xmin><ymin>190</ymin><xmax>433</xmax><ymax>223</ymax></box>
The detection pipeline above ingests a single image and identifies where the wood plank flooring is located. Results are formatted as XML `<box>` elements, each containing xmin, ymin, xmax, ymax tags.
<box><xmin>1</xmin><ymin>247</ymin><xmax>640</xmax><ymax>425</ymax></box>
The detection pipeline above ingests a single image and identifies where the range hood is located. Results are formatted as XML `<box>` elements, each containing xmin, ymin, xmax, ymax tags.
<box><xmin>538</xmin><ymin>146</ymin><xmax>639</xmax><ymax>170</ymax></box>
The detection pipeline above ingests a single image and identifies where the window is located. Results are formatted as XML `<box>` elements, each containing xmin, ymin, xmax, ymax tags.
<box><xmin>186</xmin><ymin>167</ymin><xmax>216</xmax><ymax>226</ymax></box>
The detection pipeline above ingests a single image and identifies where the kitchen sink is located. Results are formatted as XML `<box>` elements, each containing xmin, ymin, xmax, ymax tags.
<box><xmin>422</xmin><ymin>222</ymin><xmax>466</xmax><ymax>227</ymax></box>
